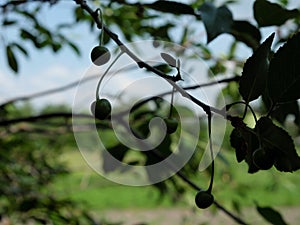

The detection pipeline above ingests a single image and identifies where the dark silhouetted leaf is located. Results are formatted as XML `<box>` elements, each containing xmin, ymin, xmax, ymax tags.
<box><xmin>102</xmin><ymin>144</ymin><xmax>129</xmax><ymax>172</ymax></box>
<box><xmin>230</xmin><ymin>20</ymin><xmax>261</xmax><ymax>50</ymax></box>
<box><xmin>199</xmin><ymin>3</ymin><xmax>234</xmax><ymax>43</ymax></box>
<box><xmin>239</xmin><ymin>33</ymin><xmax>274</xmax><ymax>103</ymax></box>
<box><xmin>263</xmin><ymin>94</ymin><xmax>300</xmax><ymax>127</ymax></box>
<box><xmin>256</xmin><ymin>205</ymin><xmax>288</xmax><ymax>225</ymax></box>
<box><xmin>230</xmin><ymin>128</ymin><xmax>247</xmax><ymax>163</ymax></box>
<box><xmin>267</xmin><ymin>32</ymin><xmax>300</xmax><ymax>103</ymax></box>
<box><xmin>145</xmin><ymin>136</ymin><xmax>172</xmax><ymax>166</ymax></box>
<box><xmin>161</xmin><ymin>52</ymin><xmax>176</xmax><ymax>67</ymax></box>
<box><xmin>6</xmin><ymin>45</ymin><xmax>18</xmax><ymax>73</ymax></box>
<box><xmin>145</xmin><ymin>1</ymin><xmax>195</xmax><ymax>15</ymax></box>
<box><xmin>145</xmin><ymin>136</ymin><xmax>173</xmax><ymax>183</ymax></box>
<box><xmin>230</xmin><ymin>118</ymin><xmax>260</xmax><ymax>173</ymax></box>
<box><xmin>254</xmin><ymin>0</ymin><xmax>300</xmax><ymax>27</ymax></box>
<box><xmin>255</xmin><ymin>117</ymin><xmax>300</xmax><ymax>172</ymax></box>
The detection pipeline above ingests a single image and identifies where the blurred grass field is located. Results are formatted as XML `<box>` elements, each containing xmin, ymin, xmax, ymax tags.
<box><xmin>52</xmin><ymin>148</ymin><xmax>300</xmax><ymax>212</ymax></box>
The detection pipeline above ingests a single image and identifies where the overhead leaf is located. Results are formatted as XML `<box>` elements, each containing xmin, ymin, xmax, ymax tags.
<box><xmin>161</xmin><ymin>52</ymin><xmax>177</xmax><ymax>67</ymax></box>
<box><xmin>255</xmin><ymin>117</ymin><xmax>300</xmax><ymax>172</ymax></box>
<box><xmin>254</xmin><ymin>0</ymin><xmax>300</xmax><ymax>27</ymax></box>
<box><xmin>267</xmin><ymin>32</ymin><xmax>300</xmax><ymax>103</ymax></box>
<box><xmin>256</xmin><ymin>205</ymin><xmax>288</xmax><ymax>225</ymax></box>
<box><xmin>6</xmin><ymin>45</ymin><xmax>18</xmax><ymax>73</ymax></box>
<box><xmin>198</xmin><ymin>2</ymin><xmax>234</xmax><ymax>43</ymax></box>
<box><xmin>239</xmin><ymin>33</ymin><xmax>274</xmax><ymax>103</ymax></box>
<box><xmin>230</xmin><ymin>20</ymin><xmax>261</xmax><ymax>50</ymax></box>
<box><xmin>144</xmin><ymin>1</ymin><xmax>195</xmax><ymax>15</ymax></box>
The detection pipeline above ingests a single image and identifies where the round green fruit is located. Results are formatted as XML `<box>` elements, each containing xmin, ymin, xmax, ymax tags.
<box><xmin>252</xmin><ymin>147</ymin><xmax>275</xmax><ymax>170</ymax></box>
<box><xmin>90</xmin><ymin>46</ymin><xmax>111</xmax><ymax>66</ymax></box>
<box><xmin>164</xmin><ymin>117</ymin><xmax>178</xmax><ymax>134</ymax></box>
<box><xmin>91</xmin><ymin>98</ymin><xmax>112</xmax><ymax>120</ymax></box>
<box><xmin>195</xmin><ymin>190</ymin><xmax>214</xmax><ymax>209</ymax></box>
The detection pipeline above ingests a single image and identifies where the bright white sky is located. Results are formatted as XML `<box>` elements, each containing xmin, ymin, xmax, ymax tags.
<box><xmin>0</xmin><ymin>0</ymin><xmax>299</xmax><ymax>109</ymax></box>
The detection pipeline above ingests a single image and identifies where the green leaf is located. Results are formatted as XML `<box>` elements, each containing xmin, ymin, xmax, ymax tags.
<box><xmin>161</xmin><ymin>52</ymin><xmax>177</xmax><ymax>67</ymax></box>
<box><xmin>144</xmin><ymin>1</ymin><xmax>195</xmax><ymax>15</ymax></box>
<box><xmin>16</xmin><ymin>9</ymin><xmax>38</xmax><ymax>23</ymax></box>
<box><xmin>153</xmin><ymin>63</ymin><xmax>173</xmax><ymax>74</ymax></box>
<box><xmin>255</xmin><ymin>117</ymin><xmax>300</xmax><ymax>172</ymax></box>
<box><xmin>20</xmin><ymin>29</ymin><xmax>39</xmax><ymax>47</ymax></box>
<box><xmin>199</xmin><ymin>3</ymin><xmax>234</xmax><ymax>43</ymax></box>
<box><xmin>256</xmin><ymin>205</ymin><xmax>288</xmax><ymax>225</ymax></box>
<box><xmin>230</xmin><ymin>20</ymin><xmax>261</xmax><ymax>50</ymax></box>
<box><xmin>239</xmin><ymin>33</ymin><xmax>274</xmax><ymax>103</ymax></box>
<box><xmin>74</xmin><ymin>7</ymin><xmax>90</xmax><ymax>22</ymax></box>
<box><xmin>6</xmin><ymin>45</ymin><xmax>18</xmax><ymax>73</ymax></box>
<box><xmin>267</xmin><ymin>32</ymin><xmax>300</xmax><ymax>103</ymax></box>
<box><xmin>51</xmin><ymin>42</ymin><xmax>62</xmax><ymax>52</ymax></box>
<box><xmin>254</xmin><ymin>0</ymin><xmax>300</xmax><ymax>27</ymax></box>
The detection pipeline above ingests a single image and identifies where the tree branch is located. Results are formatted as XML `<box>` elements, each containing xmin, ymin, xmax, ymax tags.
<box><xmin>72</xmin><ymin>1</ymin><xmax>250</xmax><ymax>224</ymax></box>
<box><xmin>0</xmin><ymin>73</ymin><xmax>239</xmax><ymax>111</ymax></box>
<box><xmin>74</xmin><ymin>0</ymin><xmax>225</xmax><ymax>117</ymax></box>
<box><xmin>0</xmin><ymin>112</ymin><xmax>91</xmax><ymax>126</ymax></box>
<box><xmin>117</xmin><ymin>116</ymin><xmax>248</xmax><ymax>225</ymax></box>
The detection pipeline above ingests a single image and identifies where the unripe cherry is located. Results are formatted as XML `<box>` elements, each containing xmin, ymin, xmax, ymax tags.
<box><xmin>90</xmin><ymin>46</ymin><xmax>111</xmax><ymax>66</ymax></box>
<box><xmin>91</xmin><ymin>98</ymin><xmax>112</xmax><ymax>120</ymax></box>
<box><xmin>195</xmin><ymin>190</ymin><xmax>214</xmax><ymax>209</ymax></box>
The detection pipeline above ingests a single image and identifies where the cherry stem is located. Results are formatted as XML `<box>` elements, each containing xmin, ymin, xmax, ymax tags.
<box><xmin>168</xmin><ymin>86</ymin><xmax>175</xmax><ymax>118</ymax></box>
<box><xmin>207</xmin><ymin>112</ymin><xmax>214</xmax><ymax>193</ymax></box>
<box><xmin>98</xmin><ymin>8</ymin><xmax>104</xmax><ymax>46</ymax></box>
<box><xmin>95</xmin><ymin>51</ymin><xmax>124</xmax><ymax>100</ymax></box>
<box><xmin>226</xmin><ymin>101</ymin><xmax>257</xmax><ymax>123</ymax></box>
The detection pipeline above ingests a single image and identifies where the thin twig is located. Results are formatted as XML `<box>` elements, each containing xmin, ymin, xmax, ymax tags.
<box><xmin>0</xmin><ymin>74</ymin><xmax>239</xmax><ymax>109</ymax></box>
